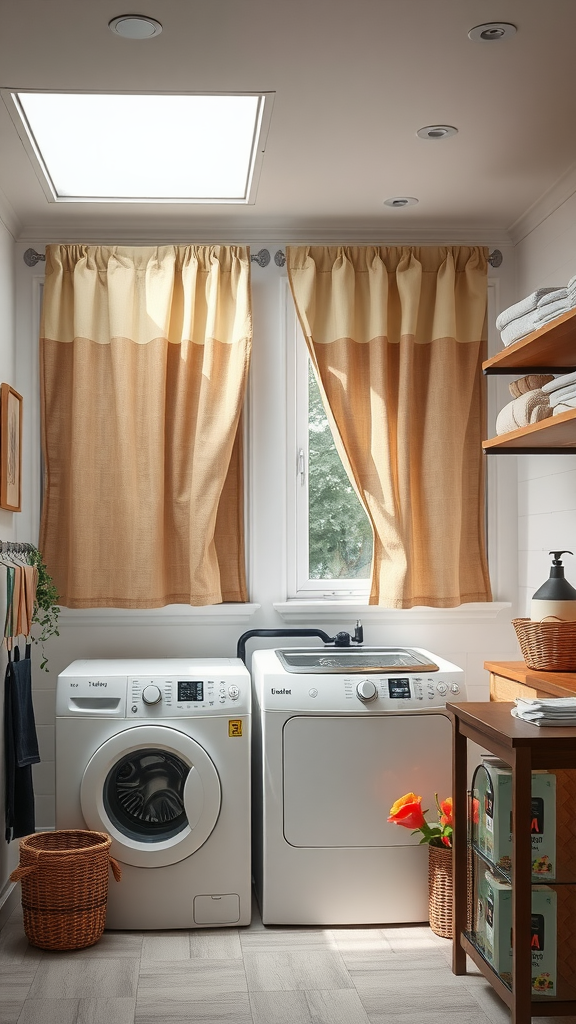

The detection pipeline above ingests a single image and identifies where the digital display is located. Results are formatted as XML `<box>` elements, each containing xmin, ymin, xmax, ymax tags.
<box><xmin>178</xmin><ymin>680</ymin><xmax>204</xmax><ymax>702</ymax></box>
<box><xmin>388</xmin><ymin>678</ymin><xmax>411</xmax><ymax>699</ymax></box>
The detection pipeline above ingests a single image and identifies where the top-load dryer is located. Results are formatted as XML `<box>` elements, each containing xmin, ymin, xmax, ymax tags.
<box><xmin>56</xmin><ymin>658</ymin><xmax>251</xmax><ymax>930</ymax></box>
<box><xmin>251</xmin><ymin>645</ymin><xmax>465</xmax><ymax>926</ymax></box>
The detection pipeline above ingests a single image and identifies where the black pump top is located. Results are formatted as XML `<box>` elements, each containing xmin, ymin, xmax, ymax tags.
<box><xmin>548</xmin><ymin>551</ymin><xmax>573</xmax><ymax>579</ymax></box>
<box><xmin>550</xmin><ymin>550</ymin><xmax>573</xmax><ymax>566</ymax></box>
<box><xmin>532</xmin><ymin>551</ymin><xmax>576</xmax><ymax>602</ymax></box>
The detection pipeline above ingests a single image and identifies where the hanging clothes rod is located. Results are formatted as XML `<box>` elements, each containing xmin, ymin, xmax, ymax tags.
<box><xmin>23</xmin><ymin>247</ymin><xmax>505</xmax><ymax>269</ymax></box>
<box><xmin>0</xmin><ymin>541</ymin><xmax>37</xmax><ymax>556</ymax></box>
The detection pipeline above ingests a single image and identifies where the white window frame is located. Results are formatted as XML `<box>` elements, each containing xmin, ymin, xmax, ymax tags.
<box><xmin>285</xmin><ymin>284</ymin><xmax>370</xmax><ymax>600</ymax></box>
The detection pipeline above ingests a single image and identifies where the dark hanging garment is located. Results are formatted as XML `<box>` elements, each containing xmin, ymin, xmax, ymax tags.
<box><xmin>11</xmin><ymin>645</ymin><xmax>40</xmax><ymax>767</ymax></box>
<box><xmin>4</xmin><ymin>646</ymin><xmax>40</xmax><ymax>842</ymax></box>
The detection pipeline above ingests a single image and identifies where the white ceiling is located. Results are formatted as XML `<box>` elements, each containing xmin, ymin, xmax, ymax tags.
<box><xmin>1</xmin><ymin>0</ymin><xmax>576</xmax><ymax>242</ymax></box>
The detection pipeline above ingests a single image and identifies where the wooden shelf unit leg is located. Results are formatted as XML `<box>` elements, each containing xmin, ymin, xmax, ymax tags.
<box><xmin>511</xmin><ymin>745</ymin><xmax>534</xmax><ymax>1024</ymax></box>
<box><xmin>452</xmin><ymin>714</ymin><xmax>468</xmax><ymax>975</ymax></box>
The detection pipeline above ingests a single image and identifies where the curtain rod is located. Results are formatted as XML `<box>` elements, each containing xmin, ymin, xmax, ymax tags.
<box><xmin>23</xmin><ymin>247</ymin><xmax>504</xmax><ymax>269</ymax></box>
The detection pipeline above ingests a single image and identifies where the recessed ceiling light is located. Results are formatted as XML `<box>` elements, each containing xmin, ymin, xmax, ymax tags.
<box><xmin>468</xmin><ymin>23</ymin><xmax>516</xmax><ymax>42</ymax></box>
<box><xmin>384</xmin><ymin>197</ymin><xmax>418</xmax><ymax>208</ymax></box>
<box><xmin>417</xmin><ymin>125</ymin><xmax>458</xmax><ymax>141</ymax></box>
<box><xmin>109</xmin><ymin>15</ymin><xmax>163</xmax><ymax>39</ymax></box>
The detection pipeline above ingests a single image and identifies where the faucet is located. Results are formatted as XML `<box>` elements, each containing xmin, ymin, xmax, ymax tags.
<box><xmin>236</xmin><ymin>620</ymin><xmax>363</xmax><ymax>665</ymax></box>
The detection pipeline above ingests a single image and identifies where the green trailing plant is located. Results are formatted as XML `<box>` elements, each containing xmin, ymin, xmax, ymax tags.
<box><xmin>30</xmin><ymin>548</ymin><xmax>60</xmax><ymax>671</ymax></box>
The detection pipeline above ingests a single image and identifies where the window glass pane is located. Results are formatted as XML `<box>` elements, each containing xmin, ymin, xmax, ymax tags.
<box><xmin>308</xmin><ymin>363</ymin><xmax>373</xmax><ymax>580</ymax></box>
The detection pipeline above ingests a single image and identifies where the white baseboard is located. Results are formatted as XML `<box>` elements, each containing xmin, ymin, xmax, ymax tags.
<box><xmin>0</xmin><ymin>881</ymin><xmax>19</xmax><ymax>931</ymax></box>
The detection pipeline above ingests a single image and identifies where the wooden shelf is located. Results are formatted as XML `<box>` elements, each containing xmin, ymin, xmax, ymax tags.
<box><xmin>483</xmin><ymin>308</ymin><xmax>576</xmax><ymax>374</ymax></box>
<box><xmin>485</xmin><ymin>661</ymin><xmax>576</xmax><ymax>700</ymax></box>
<box><xmin>449</xmin><ymin>701</ymin><xmax>576</xmax><ymax>1024</ymax></box>
<box><xmin>482</xmin><ymin>407</ymin><xmax>576</xmax><ymax>453</ymax></box>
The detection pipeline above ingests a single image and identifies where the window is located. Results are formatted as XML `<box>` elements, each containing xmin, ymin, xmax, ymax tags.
<box><xmin>286</xmin><ymin>278</ymin><xmax>502</xmax><ymax>604</ymax></box>
<box><xmin>3</xmin><ymin>91</ymin><xmax>273</xmax><ymax>204</ymax></box>
<box><xmin>287</xmin><ymin>296</ymin><xmax>372</xmax><ymax>599</ymax></box>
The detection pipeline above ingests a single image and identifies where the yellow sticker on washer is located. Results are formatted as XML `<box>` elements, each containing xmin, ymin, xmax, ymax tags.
<box><xmin>228</xmin><ymin>720</ymin><xmax>243</xmax><ymax>737</ymax></box>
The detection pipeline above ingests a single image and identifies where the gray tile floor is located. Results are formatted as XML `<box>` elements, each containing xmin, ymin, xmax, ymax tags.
<box><xmin>1</xmin><ymin>898</ymin><xmax>575</xmax><ymax>1024</ymax></box>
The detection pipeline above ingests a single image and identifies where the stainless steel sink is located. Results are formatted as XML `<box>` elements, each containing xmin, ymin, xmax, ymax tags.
<box><xmin>275</xmin><ymin>647</ymin><xmax>439</xmax><ymax>674</ymax></box>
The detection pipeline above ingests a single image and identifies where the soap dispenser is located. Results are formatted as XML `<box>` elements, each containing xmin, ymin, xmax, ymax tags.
<box><xmin>530</xmin><ymin>551</ymin><xmax>576</xmax><ymax>622</ymax></box>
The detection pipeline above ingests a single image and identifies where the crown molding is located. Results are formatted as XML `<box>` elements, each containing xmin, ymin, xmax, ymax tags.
<box><xmin>15</xmin><ymin>221</ymin><xmax>512</xmax><ymax>248</ymax></box>
<box><xmin>0</xmin><ymin>184</ymin><xmax>22</xmax><ymax>240</ymax></box>
<box><xmin>508</xmin><ymin>160</ymin><xmax>576</xmax><ymax>246</ymax></box>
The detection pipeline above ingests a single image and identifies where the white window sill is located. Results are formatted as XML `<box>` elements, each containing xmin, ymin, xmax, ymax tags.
<box><xmin>273</xmin><ymin>601</ymin><xmax>512</xmax><ymax>624</ymax></box>
<box><xmin>58</xmin><ymin>604</ymin><xmax>261</xmax><ymax>627</ymax></box>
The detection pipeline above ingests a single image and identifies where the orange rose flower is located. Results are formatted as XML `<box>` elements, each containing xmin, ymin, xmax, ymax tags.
<box><xmin>387</xmin><ymin>792</ymin><xmax>427</xmax><ymax>830</ymax></box>
<box><xmin>439</xmin><ymin>797</ymin><xmax>453</xmax><ymax>827</ymax></box>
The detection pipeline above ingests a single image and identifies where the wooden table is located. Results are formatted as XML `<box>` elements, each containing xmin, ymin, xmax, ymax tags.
<box><xmin>448</xmin><ymin>700</ymin><xmax>576</xmax><ymax>1024</ymax></box>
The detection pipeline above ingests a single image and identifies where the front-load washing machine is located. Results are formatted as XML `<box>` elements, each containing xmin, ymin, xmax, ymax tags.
<box><xmin>251</xmin><ymin>645</ymin><xmax>465</xmax><ymax>926</ymax></box>
<box><xmin>56</xmin><ymin>658</ymin><xmax>251</xmax><ymax>930</ymax></box>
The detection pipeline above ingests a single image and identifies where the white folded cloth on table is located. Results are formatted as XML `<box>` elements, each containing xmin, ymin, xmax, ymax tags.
<box><xmin>542</xmin><ymin>370</ymin><xmax>576</xmax><ymax>393</ymax></box>
<box><xmin>496</xmin><ymin>288</ymin><xmax>563</xmax><ymax>331</ymax></box>
<box><xmin>513</xmin><ymin>696</ymin><xmax>576</xmax><ymax>727</ymax></box>
<box><xmin>549</xmin><ymin>384</ymin><xmax>576</xmax><ymax>407</ymax></box>
<box><xmin>495</xmin><ymin>389</ymin><xmax>552</xmax><ymax>435</ymax></box>
<box><xmin>553</xmin><ymin>402</ymin><xmax>576</xmax><ymax>414</ymax></box>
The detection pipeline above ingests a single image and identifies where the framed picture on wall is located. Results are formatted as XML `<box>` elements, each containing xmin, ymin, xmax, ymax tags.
<box><xmin>0</xmin><ymin>384</ymin><xmax>23</xmax><ymax>512</ymax></box>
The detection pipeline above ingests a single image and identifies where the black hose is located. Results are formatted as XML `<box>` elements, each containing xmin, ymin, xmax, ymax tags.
<box><xmin>236</xmin><ymin>628</ymin><xmax>335</xmax><ymax>665</ymax></box>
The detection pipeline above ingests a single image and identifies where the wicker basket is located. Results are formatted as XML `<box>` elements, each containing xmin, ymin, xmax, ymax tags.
<box><xmin>512</xmin><ymin>617</ymin><xmax>576</xmax><ymax>671</ymax></box>
<box><xmin>10</xmin><ymin>830</ymin><xmax>121</xmax><ymax>950</ymax></box>
<box><xmin>428</xmin><ymin>844</ymin><xmax>453</xmax><ymax>939</ymax></box>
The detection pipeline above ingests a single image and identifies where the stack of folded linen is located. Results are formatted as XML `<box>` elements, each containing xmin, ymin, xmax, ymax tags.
<box><xmin>495</xmin><ymin>387</ymin><xmax>552</xmax><ymax>435</ymax></box>
<box><xmin>542</xmin><ymin>371</ymin><xmax>576</xmax><ymax>415</ymax></box>
<box><xmin>496</xmin><ymin>275</ymin><xmax>576</xmax><ymax>348</ymax></box>
<box><xmin>512</xmin><ymin>696</ymin><xmax>576</xmax><ymax>727</ymax></box>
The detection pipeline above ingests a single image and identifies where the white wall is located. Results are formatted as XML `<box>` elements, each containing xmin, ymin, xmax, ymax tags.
<box><xmin>14</xmin><ymin>239</ymin><xmax>521</xmax><ymax>830</ymax></box>
<box><xmin>0</xmin><ymin>213</ymin><xmax>19</xmax><ymax>915</ymax></box>
<box><xmin>513</xmin><ymin>199</ymin><xmax>576</xmax><ymax>614</ymax></box>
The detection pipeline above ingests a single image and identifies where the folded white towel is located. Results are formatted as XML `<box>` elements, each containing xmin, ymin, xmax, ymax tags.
<box><xmin>533</xmin><ymin>297</ymin><xmax>575</xmax><ymax>322</ymax></box>
<box><xmin>495</xmin><ymin>288</ymin><xmax>562</xmax><ymax>331</ymax></box>
<box><xmin>553</xmin><ymin>402</ymin><xmax>576</xmax><ymax>414</ymax></box>
<box><xmin>549</xmin><ymin>384</ymin><xmax>576</xmax><ymax>407</ymax></box>
<box><xmin>542</xmin><ymin>370</ymin><xmax>576</xmax><ymax>393</ymax></box>
<box><xmin>536</xmin><ymin>287</ymin><xmax>568</xmax><ymax>306</ymax></box>
<box><xmin>500</xmin><ymin>310</ymin><xmax>542</xmax><ymax>347</ymax></box>
<box><xmin>513</xmin><ymin>696</ymin><xmax>576</xmax><ymax>726</ymax></box>
<box><xmin>495</xmin><ymin>389</ymin><xmax>552</xmax><ymax>435</ymax></box>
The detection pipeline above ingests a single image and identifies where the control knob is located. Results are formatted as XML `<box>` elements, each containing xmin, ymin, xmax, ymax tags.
<box><xmin>142</xmin><ymin>684</ymin><xmax>162</xmax><ymax>705</ymax></box>
<box><xmin>356</xmin><ymin>679</ymin><xmax>377</xmax><ymax>702</ymax></box>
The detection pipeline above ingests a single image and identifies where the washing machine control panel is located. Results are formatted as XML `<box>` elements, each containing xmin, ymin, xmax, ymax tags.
<box><xmin>346</xmin><ymin>676</ymin><xmax>462</xmax><ymax>708</ymax></box>
<box><xmin>56</xmin><ymin>660</ymin><xmax>251</xmax><ymax>718</ymax></box>
<box><xmin>129</xmin><ymin>675</ymin><xmax>249</xmax><ymax>716</ymax></box>
<box><xmin>255</xmin><ymin>666</ymin><xmax>464</xmax><ymax>711</ymax></box>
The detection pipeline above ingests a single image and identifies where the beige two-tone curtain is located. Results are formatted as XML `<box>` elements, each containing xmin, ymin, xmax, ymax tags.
<box><xmin>287</xmin><ymin>245</ymin><xmax>492</xmax><ymax>608</ymax></box>
<box><xmin>39</xmin><ymin>244</ymin><xmax>251</xmax><ymax>608</ymax></box>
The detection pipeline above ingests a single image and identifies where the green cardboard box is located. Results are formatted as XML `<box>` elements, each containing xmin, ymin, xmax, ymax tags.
<box><xmin>480</xmin><ymin>873</ymin><xmax>556</xmax><ymax>996</ymax></box>
<box><xmin>477</xmin><ymin>758</ymin><xmax>556</xmax><ymax>880</ymax></box>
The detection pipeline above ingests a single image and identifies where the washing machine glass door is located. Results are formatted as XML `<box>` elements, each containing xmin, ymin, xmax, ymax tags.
<box><xmin>80</xmin><ymin>726</ymin><xmax>221</xmax><ymax>867</ymax></box>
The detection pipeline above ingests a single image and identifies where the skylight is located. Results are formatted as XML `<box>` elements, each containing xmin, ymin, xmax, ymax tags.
<box><xmin>6</xmin><ymin>91</ymin><xmax>273</xmax><ymax>203</ymax></box>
